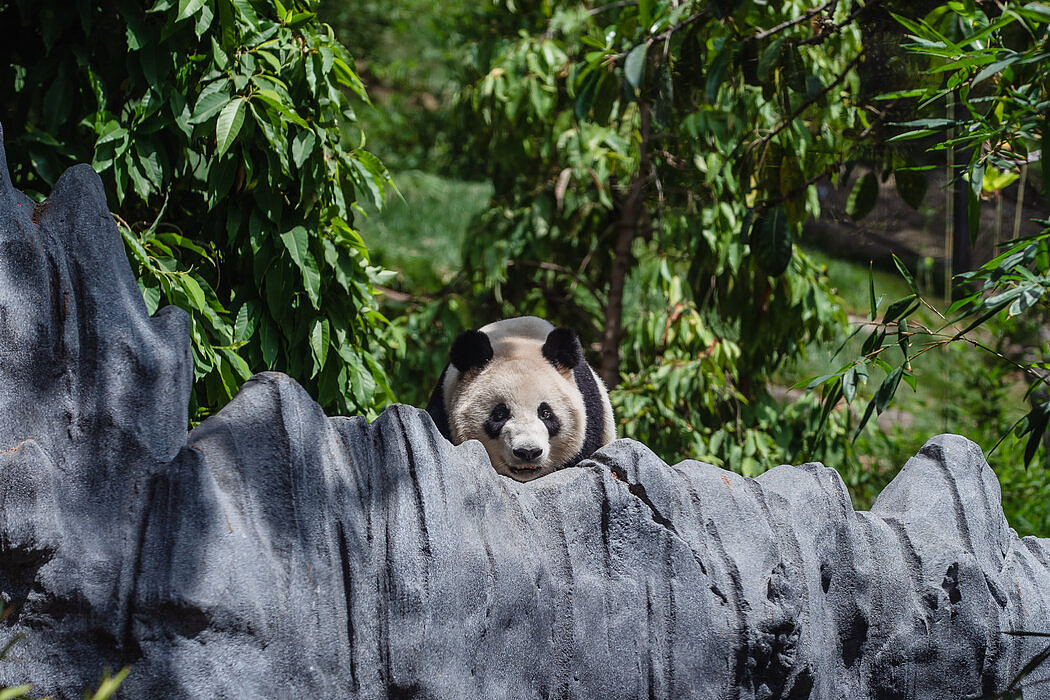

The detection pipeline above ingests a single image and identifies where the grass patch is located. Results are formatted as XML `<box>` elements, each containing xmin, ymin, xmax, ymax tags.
<box><xmin>359</xmin><ymin>170</ymin><xmax>492</xmax><ymax>291</ymax></box>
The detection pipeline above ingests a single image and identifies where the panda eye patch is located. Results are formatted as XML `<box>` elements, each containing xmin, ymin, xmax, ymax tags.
<box><xmin>484</xmin><ymin>403</ymin><xmax>511</xmax><ymax>439</ymax></box>
<box><xmin>538</xmin><ymin>402</ymin><xmax>560</xmax><ymax>436</ymax></box>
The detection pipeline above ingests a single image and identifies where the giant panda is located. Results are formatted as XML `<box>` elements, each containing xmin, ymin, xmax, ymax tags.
<box><xmin>425</xmin><ymin>316</ymin><xmax>616</xmax><ymax>482</ymax></box>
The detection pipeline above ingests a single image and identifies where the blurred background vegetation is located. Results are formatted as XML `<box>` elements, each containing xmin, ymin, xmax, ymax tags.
<box><xmin>1</xmin><ymin>0</ymin><xmax>1048</xmax><ymax>535</ymax></box>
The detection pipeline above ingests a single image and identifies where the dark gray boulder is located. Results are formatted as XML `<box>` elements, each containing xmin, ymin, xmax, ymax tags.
<box><xmin>1</xmin><ymin>125</ymin><xmax>1049</xmax><ymax>698</ymax></box>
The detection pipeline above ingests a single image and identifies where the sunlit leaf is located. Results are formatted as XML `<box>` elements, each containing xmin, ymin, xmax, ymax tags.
<box><xmin>214</xmin><ymin>98</ymin><xmax>245</xmax><ymax>159</ymax></box>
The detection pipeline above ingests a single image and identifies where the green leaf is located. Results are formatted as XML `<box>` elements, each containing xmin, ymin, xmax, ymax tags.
<box><xmin>892</xmin><ymin>118</ymin><xmax>955</xmax><ymax>129</ymax></box>
<box><xmin>1019</xmin><ymin>2</ymin><xmax>1050</xmax><ymax>22</ymax></box>
<box><xmin>967</xmin><ymin>185</ymin><xmax>981</xmax><ymax>247</ymax></box>
<box><xmin>219</xmin><ymin>347</ymin><xmax>253</xmax><ymax>382</ymax></box>
<box><xmin>280</xmin><ymin>226</ymin><xmax>311</xmax><ymax>269</ymax></box>
<box><xmin>177</xmin><ymin>0</ymin><xmax>206</xmax><ymax>21</ymax></box>
<box><xmin>869</xmin><ymin>262</ymin><xmax>877</xmax><ymax>320</ymax></box>
<box><xmin>1008</xmin><ymin>283</ymin><xmax>1044</xmax><ymax>316</ymax></box>
<box><xmin>309</xmin><ymin>318</ymin><xmax>330</xmax><ymax>375</ymax></box>
<box><xmin>781</xmin><ymin>42</ymin><xmax>806</xmax><ymax>93</ymax></box>
<box><xmin>705</xmin><ymin>44</ymin><xmax>735</xmax><ymax>102</ymax></box>
<box><xmin>842</xmin><ymin>366</ymin><xmax>861</xmax><ymax>403</ymax></box>
<box><xmin>972</xmin><ymin>54</ymin><xmax>1020</xmax><ymax>86</ymax></box>
<box><xmin>259</xmin><ymin>318</ymin><xmax>279</xmax><ymax>369</ymax></box>
<box><xmin>1022</xmin><ymin>403</ymin><xmax>1050</xmax><ymax>467</ymax></box>
<box><xmin>280</xmin><ymin>226</ymin><xmax>322</xmax><ymax>308</ymax></box>
<box><xmin>0</xmin><ymin>685</ymin><xmax>33</xmax><ymax>700</ymax></box>
<box><xmin>190</xmin><ymin>83</ymin><xmax>231</xmax><ymax>124</ymax></box>
<box><xmin>638</xmin><ymin>0</ymin><xmax>653</xmax><ymax>31</ymax></box>
<box><xmin>285</xmin><ymin>11</ymin><xmax>316</xmax><ymax>28</ymax></box>
<box><xmin>876</xmin><ymin>88</ymin><xmax>927</xmax><ymax>100</ymax></box>
<box><xmin>861</xmin><ymin>328</ymin><xmax>886</xmax><ymax>357</ymax></box>
<box><xmin>750</xmin><ymin>206</ymin><xmax>793</xmax><ymax>276</ymax></box>
<box><xmin>1043</xmin><ymin>117</ymin><xmax>1050</xmax><ymax>205</ymax></box>
<box><xmin>85</xmin><ymin>666</ymin><xmax>131</xmax><ymax>700</ymax></box>
<box><xmin>847</xmin><ymin>172</ymin><xmax>879</xmax><ymax>221</ymax></box>
<box><xmin>894</xmin><ymin>169</ymin><xmax>927</xmax><ymax>210</ymax></box>
<box><xmin>179</xmin><ymin>274</ymin><xmax>207</xmax><ymax>310</ymax></box>
<box><xmin>234</xmin><ymin>301</ymin><xmax>258</xmax><ymax>342</ymax></box>
<box><xmin>300</xmin><ymin>250</ymin><xmax>322</xmax><ymax>309</ymax></box>
<box><xmin>883</xmin><ymin>294</ymin><xmax>917</xmax><ymax>324</ymax></box>
<box><xmin>291</xmin><ymin>129</ymin><xmax>316</xmax><ymax>169</ymax></box>
<box><xmin>887</xmin><ymin>128</ymin><xmax>941</xmax><ymax>142</ymax></box>
<box><xmin>214</xmin><ymin>98</ymin><xmax>246</xmax><ymax>159</ymax></box>
<box><xmin>625</xmin><ymin>43</ymin><xmax>648</xmax><ymax>92</ymax></box>
<box><xmin>251</xmin><ymin>86</ymin><xmax>309</xmax><ymax>128</ymax></box>
<box><xmin>853</xmin><ymin>397</ymin><xmax>878</xmax><ymax>440</ymax></box>
<box><xmin>573</xmin><ymin>70</ymin><xmax>600</xmax><ymax>120</ymax></box>
<box><xmin>874</xmin><ymin>366</ymin><xmax>904</xmax><ymax>414</ymax></box>
<box><xmin>892</xmin><ymin>254</ymin><xmax>920</xmax><ymax>295</ymax></box>
<box><xmin>757</xmin><ymin>38</ymin><xmax>784</xmax><ymax>82</ymax></box>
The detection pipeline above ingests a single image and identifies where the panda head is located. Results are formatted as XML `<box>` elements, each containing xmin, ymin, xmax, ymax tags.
<box><xmin>447</xmin><ymin>327</ymin><xmax>587</xmax><ymax>482</ymax></box>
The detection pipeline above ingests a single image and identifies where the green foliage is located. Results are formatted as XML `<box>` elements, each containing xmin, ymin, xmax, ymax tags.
<box><xmin>317</xmin><ymin>0</ymin><xmax>465</xmax><ymax>172</ymax></box>
<box><xmin>809</xmin><ymin>1</ymin><xmax>1050</xmax><ymax>468</ymax></box>
<box><xmin>441</xmin><ymin>0</ymin><xmax>875</xmax><ymax>471</ymax></box>
<box><xmin>0</xmin><ymin>0</ymin><xmax>394</xmax><ymax>419</ymax></box>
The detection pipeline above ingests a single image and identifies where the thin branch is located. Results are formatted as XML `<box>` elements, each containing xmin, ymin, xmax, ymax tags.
<box><xmin>587</xmin><ymin>0</ymin><xmax>635</xmax><ymax>16</ymax></box>
<box><xmin>754</xmin><ymin>0</ymin><xmax>838</xmax><ymax>41</ymax></box>
<box><xmin>797</xmin><ymin>0</ymin><xmax>885</xmax><ymax>46</ymax></box>
<box><xmin>747</xmin><ymin>51</ymin><xmax>865</xmax><ymax>156</ymax></box>
<box><xmin>507</xmin><ymin>259</ymin><xmax>606</xmax><ymax>306</ymax></box>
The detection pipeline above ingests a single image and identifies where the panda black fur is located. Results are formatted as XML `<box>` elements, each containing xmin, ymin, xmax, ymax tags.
<box><xmin>425</xmin><ymin>316</ymin><xmax>616</xmax><ymax>481</ymax></box>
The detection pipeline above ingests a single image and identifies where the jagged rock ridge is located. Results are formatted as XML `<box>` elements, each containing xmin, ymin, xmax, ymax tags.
<box><xmin>1</xmin><ymin>126</ymin><xmax>1049</xmax><ymax>698</ymax></box>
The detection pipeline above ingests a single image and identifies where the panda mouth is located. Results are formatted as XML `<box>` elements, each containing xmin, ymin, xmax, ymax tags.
<box><xmin>509</xmin><ymin>463</ymin><xmax>540</xmax><ymax>473</ymax></box>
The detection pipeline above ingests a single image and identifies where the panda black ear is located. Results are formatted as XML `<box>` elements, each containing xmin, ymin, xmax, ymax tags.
<box><xmin>542</xmin><ymin>328</ymin><xmax>582</xmax><ymax>370</ymax></box>
<box><xmin>450</xmin><ymin>329</ymin><xmax>494</xmax><ymax>373</ymax></box>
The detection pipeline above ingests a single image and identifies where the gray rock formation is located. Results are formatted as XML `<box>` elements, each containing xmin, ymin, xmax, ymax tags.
<box><xmin>1</xmin><ymin>125</ymin><xmax>1049</xmax><ymax>699</ymax></box>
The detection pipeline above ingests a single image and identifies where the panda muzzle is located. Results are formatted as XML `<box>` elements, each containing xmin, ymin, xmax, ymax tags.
<box><xmin>511</xmin><ymin>446</ymin><xmax>543</xmax><ymax>466</ymax></box>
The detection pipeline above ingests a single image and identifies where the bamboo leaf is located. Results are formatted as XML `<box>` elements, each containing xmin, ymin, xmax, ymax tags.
<box><xmin>892</xmin><ymin>254</ymin><xmax>920</xmax><ymax>294</ymax></box>
<box><xmin>883</xmin><ymin>294</ymin><xmax>917</xmax><ymax>324</ymax></box>
<box><xmin>869</xmin><ymin>262</ymin><xmax>877</xmax><ymax>320</ymax></box>
<box><xmin>874</xmin><ymin>366</ymin><xmax>904</xmax><ymax>414</ymax></box>
<box><xmin>972</xmin><ymin>54</ymin><xmax>1020</xmax><ymax>86</ymax></box>
<box><xmin>847</xmin><ymin>171</ymin><xmax>878</xmax><ymax>221</ymax></box>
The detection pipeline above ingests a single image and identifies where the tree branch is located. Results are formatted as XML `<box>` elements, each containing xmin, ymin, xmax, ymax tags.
<box><xmin>754</xmin><ymin>1</ymin><xmax>838</xmax><ymax>41</ymax></box>
<box><xmin>746</xmin><ymin>50</ymin><xmax>865</xmax><ymax>157</ymax></box>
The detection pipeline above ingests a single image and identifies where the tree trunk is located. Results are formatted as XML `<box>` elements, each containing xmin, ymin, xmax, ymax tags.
<box><xmin>599</xmin><ymin>101</ymin><xmax>651</xmax><ymax>388</ymax></box>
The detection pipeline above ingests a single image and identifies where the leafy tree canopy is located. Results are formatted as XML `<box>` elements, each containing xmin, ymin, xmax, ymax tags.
<box><xmin>1</xmin><ymin>0</ymin><xmax>394</xmax><ymax>419</ymax></box>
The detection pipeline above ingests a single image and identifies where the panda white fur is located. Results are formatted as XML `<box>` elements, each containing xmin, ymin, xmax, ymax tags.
<box><xmin>425</xmin><ymin>316</ymin><xmax>616</xmax><ymax>482</ymax></box>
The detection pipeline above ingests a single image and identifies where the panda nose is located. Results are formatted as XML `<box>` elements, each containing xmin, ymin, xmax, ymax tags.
<box><xmin>513</xmin><ymin>446</ymin><xmax>542</xmax><ymax>462</ymax></box>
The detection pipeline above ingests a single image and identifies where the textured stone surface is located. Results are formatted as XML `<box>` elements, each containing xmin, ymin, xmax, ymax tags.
<box><xmin>1</xmin><ymin>127</ymin><xmax>1050</xmax><ymax>698</ymax></box>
